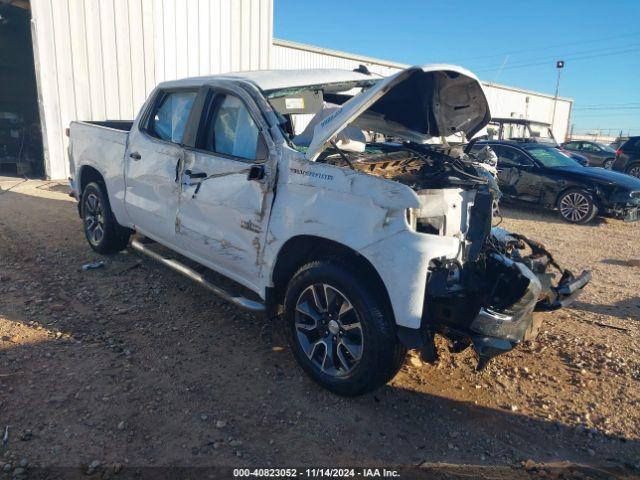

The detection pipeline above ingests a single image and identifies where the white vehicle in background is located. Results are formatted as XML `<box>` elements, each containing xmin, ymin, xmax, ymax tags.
<box><xmin>68</xmin><ymin>65</ymin><xmax>590</xmax><ymax>396</ymax></box>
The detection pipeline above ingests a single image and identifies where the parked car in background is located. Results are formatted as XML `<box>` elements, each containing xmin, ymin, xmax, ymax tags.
<box><xmin>469</xmin><ymin>140</ymin><xmax>640</xmax><ymax>223</ymax></box>
<box><xmin>609</xmin><ymin>136</ymin><xmax>629</xmax><ymax>150</ymax></box>
<box><xmin>560</xmin><ymin>140</ymin><xmax>617</xmax><ymax>169</ymax></box>
<box><xmin>612</xmin><ymin>136</ymin><xmax>640</xmax><ymax>178</ymax></box>
<box><xmin>482</xmin><ymin>118</ymin><xmax>589</xmax><ymax>165</ymax></box>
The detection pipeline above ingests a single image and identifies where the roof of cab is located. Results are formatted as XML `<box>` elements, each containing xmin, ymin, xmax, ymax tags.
<box><xmin>490</xmin><ymin>117</ymin><xmax>551</xmax><ymax>126</ymax></box>
<box><xmin>157</xmin><ymin>68</ymin><xmax>380</xmax><ymax>92</ymax></box>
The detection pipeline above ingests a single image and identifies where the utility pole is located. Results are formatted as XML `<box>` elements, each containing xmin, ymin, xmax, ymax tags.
<box><xmin>551</xmin><ymin>60</ymin><xmax>564</xmax><ymax>132</ymax></box>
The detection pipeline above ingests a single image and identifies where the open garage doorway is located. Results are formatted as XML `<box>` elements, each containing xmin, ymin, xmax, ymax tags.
<box><xmin>0</xmin><ymin>1</ymin><xmax>43</xmax><ymax>178</ymax></box>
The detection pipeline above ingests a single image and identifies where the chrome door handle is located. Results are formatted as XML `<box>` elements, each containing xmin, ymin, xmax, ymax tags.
<box><xmin>129</xmin><ymin>151</ymin><xmax>141</xmax><ymax>160</ymax></box>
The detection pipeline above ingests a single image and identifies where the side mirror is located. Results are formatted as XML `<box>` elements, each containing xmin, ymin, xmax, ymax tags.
<box><xmin>247</xmin><ymin>164</ymin><xmax>265</xmax><ymax>181</ymax></box>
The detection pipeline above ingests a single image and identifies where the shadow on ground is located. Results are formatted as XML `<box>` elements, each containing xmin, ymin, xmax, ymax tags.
<box><xmin>570</xmin><ymin>296</ymin><xmax>640</xmax><ymax>321</ymax></box>
<box><xmin>1</xmin><ymin>186</ymin><xmax>639</xmax><ymax>479</ymax></box>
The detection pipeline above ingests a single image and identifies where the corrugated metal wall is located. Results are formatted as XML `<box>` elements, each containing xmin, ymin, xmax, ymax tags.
<box><xmin>30</xmin><ymin>0</ymin><xmax>273</xmax><ymax>179</ymax></box>
<box><xmin>272</xmin><ymin>39</ymin><xmax>573</xmax><ymax>142</ymax></box>
<box><xmin>273</xmin><ymin>39</ymin><xmax>402</xmax><ymax>77</ymax></box>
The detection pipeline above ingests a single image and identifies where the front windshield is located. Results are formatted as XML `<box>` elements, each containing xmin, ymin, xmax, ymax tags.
<box><xmin>528</xmin><ymin>123</ymin><xmax>554</xmax><ymax>139</ymax></box>
<box><xmin>525</xmin><ymin>146</ymin><xmax>581</xmax><ymax>168</ymax></box>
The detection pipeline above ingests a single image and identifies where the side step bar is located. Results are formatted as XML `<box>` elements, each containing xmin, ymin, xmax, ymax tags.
<box><xmin>130</xmin><ymin>238</ymin><xmax>265</xmax><ymax>313</ymax></box>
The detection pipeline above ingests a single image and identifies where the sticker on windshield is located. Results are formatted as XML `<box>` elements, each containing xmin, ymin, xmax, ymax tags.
<box><xmin>285</xmin><ymin>97</ymin><xmax>305</xmax><ymax>110</ymax></box>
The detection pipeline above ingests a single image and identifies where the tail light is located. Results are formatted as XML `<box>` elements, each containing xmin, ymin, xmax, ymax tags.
<box><xmin>616</xmin><ymin>149</ymin><xmax>622</xmax><ymax>157</ymax></box>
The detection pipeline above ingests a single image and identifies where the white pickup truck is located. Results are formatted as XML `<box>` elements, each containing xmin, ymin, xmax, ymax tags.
<box><xmin>69</xmin><ymin>65</ymin><xmax>590</xmax><ymax>396</ymax></box>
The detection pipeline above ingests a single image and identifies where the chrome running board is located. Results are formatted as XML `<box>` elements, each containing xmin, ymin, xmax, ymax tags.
<box><xmin>130</xmin><ymin>238</ymin><xmax>265</xmax><ymax>313</ymax></box>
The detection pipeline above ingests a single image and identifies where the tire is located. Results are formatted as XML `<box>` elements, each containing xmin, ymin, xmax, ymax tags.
<box><xmin>603</xmin><ymin>158</ymin><xmax>614</xmax><ymax>170</ymax></box>
<box><xmin>626</xmin><ymin>163</ymin><xmax>640</xmax><ymax>178</ymax></box>
<box><xmin>557</xmin><ymin>189</ymin><xmax>598</xmax><ymax>224</ymax></box>
<box><xmin>81</xmin><ymin>182</ymin><xmax>131</xmax><ymax>254</ymax></box>
<box><xmin>284</xmin><ymin>259</ymin><xmax>406</xmax><ymax>396</ymax></box>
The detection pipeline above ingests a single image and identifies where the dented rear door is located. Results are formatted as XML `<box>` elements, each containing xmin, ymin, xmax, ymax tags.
<box><xmin>173</xmin><ymin>82</ymin><xmax>276</xmax><ymax>291</ymax></box>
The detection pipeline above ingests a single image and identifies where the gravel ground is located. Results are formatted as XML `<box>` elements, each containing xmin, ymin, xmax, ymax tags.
<box><xmin>0</xmin><ymin>179</ymin><xmax>639</xmax><ymax>479</ymax></box>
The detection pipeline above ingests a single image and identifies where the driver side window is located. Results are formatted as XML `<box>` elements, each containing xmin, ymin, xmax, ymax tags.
<box><xmin>494</xmin><ymin>146</ymin><xmax>533</xmax><ymax>167</ymax></box>
<box><xmin>582</xmin><ymin>143</ymin><xmax>598</xmax><ymax>152</ymax></box>
<box><xmin>203</xmin><ymin>94</ymin><xmax>261</xmax><ymax>161</ymax></box>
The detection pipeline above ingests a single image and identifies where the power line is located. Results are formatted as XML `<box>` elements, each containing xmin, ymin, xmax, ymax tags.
<box><xmin>571</xmin><ymin>112</ymin><xmax>640</xmax><ymax>117</ymax></box>
<box><xmin>574</xmin><ymin>106</ymin><xmax>640</xmax><ymax>111</ymax></box>
<box><xmin>476</xmin><ymin>43</ymin><xmax>640</xmax><ymax>71</ymax></box>
<box><xmin>574</xmin><ymin>102</ymin><xmax>640</xmax><ymax>109</ymax></box>
<box><xmin>471</xmin><ymin>42</ymin><xmax>640</xmax><ymax>70</ymax></box>
<box><xmin>475</xmin><ymin>47</ymin><xmax>640</xmax><ymax>72</ymax></box>
<box><xmin>451</xmin><ymin>32</ymin><xmax>640</xmax><ymax>63</ymax></box>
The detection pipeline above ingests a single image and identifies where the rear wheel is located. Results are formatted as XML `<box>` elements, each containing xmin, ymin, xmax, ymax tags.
<box><xmin>557</xmin><ymin>189</ymin><xmax>597</xmax><ymax>224</ymax></box>
<box><xmin>284</xmin><ymin>260</ymin><xmax>406</xmax><ymax>396</ymax></box>
<box><xmin>626</xmin><ymin>163</ymin><xmax>640</xmax><ymax>178</ymax></box>
<box><xmin>81</xmin><ymin>182</ymin><xmax>131</xmax><ymax>253</ymax></box>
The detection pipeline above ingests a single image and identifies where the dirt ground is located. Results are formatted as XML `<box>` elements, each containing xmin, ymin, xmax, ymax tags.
<box><xmin>1</xmin><ymin>179</ymin><xmax>639</xmax><ymax>479</ymax></box>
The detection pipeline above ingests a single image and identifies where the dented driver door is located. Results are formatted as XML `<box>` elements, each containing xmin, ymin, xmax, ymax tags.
<box><xmin>173</xmin><ymin>84</ymin><xmax>275</xmax><ymax>292</ymax></box>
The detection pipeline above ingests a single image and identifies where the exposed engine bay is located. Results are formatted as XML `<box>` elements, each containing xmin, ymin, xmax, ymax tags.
<box><xmin>316</xmin><ymin>142</ymin><xmax>491</xmax><ymax>190</ymax></box>
<box><xmin>267</xmin><ymin>70</ymin><xmax>591</xmax><ymax>369</ymax></box>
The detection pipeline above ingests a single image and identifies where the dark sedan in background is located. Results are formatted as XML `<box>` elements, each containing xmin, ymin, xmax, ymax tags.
<box><xmin>560</xmin><ymin>140</ymin><xmax>617</xmax><ymax>169</ymax></box>
<box><xmin>470</xmin><ymin>140</ymin><xmax>640</xmax><ymax>223</ymax></box>
<box><xmin>612</xmin><ymin>136</ymin><xmax>640</xmax><ymax>178</ymax></box>
<box><xmin>484</xmin><ymin>118</ymin><xmax>590</xmax><ymax>166</ymax></box>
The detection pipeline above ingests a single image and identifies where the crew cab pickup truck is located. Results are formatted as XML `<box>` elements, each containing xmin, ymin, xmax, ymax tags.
<box><xmin>69</xmin><ymin>65</ymin><xmax>590</xmax><ymax>396</ymax></box>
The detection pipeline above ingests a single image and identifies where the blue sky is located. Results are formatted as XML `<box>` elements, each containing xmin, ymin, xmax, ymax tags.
<box><xmin>274</xmin><ymin>0</ymin><xmax>640</xmax><ymax>136</ymax></box>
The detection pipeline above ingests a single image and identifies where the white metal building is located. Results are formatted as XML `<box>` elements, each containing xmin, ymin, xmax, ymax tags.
<box><xmin>0</xmin><ymin>0</ymin><xmax>572</xmax><ymax>180</ymax></box>
<box><xmin>2</xmin><ymin>0</ymin><xmax>272</xmax><ymax>180</ymax></box>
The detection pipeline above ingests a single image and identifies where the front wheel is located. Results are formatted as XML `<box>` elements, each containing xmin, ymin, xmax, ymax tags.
<box><xmin>603</xmin><ymin>158</ymin><xmax>614</xmax><ymax>170</ymax></box>
<box><xmin>81</xmin><ymin>182</ymin><xmax>131</xmax><ymax>253</ymax></box>
<box><xmin>557</xmin><ymin>189</ymin><xmax>598</xmax><ymax>224</ymax></box>
<box><xmin>284</xmin><ymin>260</ymin><xmax>406</xmax><ymax>396</ymax></box>
<box><xmin>626</xmin><ymin>163</ymin><xmax>640</xmax><ymax>178</ymax></box>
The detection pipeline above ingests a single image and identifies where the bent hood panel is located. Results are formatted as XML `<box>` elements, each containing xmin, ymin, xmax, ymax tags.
<box><xmin>305</xmin><ymin>64</ymin><xmax>491</xmax><ymax>161</ymax></box>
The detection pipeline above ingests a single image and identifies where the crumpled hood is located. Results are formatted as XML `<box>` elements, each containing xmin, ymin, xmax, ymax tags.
<box><xmin>305</xmin><ymin>64</ymin><xmax>491</xmax><ymax>161</ymax></box>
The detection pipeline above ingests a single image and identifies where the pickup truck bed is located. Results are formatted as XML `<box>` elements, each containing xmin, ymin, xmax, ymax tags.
<box><xmin>85</xmin><ymin>120</ymin><xmax>133</xmax><ymax>131</ymax></box>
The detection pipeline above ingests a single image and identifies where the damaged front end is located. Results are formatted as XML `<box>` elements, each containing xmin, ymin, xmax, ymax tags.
<box><xmin>422</xmin><ymin>212</ymin><xmax>591</xmax><ymax>369</ymax></box>
<box><xmin>272</xmin><ymin>64</ymin><xmax>590</xmax><ymax>368</ymax></box>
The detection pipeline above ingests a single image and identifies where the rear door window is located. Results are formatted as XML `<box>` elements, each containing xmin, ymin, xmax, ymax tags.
<box><xmin>148</xmin><ymin>91</ymin><xmax>197</xmax><ymax>143</ymax></box>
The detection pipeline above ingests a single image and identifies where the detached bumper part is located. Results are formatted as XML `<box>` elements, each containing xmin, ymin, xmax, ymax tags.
<box><xmin>468</xmin><ymin>256</ymin><xmax>541</xmax><ymax>368</ymax></box>
<box><xmin>535</xmin><ymin>269</ymin><xmax>591</xmax><ymax>311</ymax></box>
